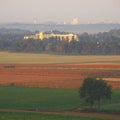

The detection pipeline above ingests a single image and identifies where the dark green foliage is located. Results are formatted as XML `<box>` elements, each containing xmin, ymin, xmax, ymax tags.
<box><xmin>79</xmin><ymin>78</ymin><xmax>112</xmax><ymax>109</ymax></box>
<box><xmin>0</xmin><ymin>28</ymin><xmax>120</xmax><ymax>55</ymax></box>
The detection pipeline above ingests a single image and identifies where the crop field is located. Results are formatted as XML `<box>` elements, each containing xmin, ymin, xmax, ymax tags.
<box><xmin>0</xmin><ymin>53</ymin><xmax>120</xmax><ymax>88</ymax></box>
<box><xmin>0</xmin><ymin>53</ymin><xmax>120</xmax><ymax>119</ymax></box>
<box><xmin>0</xmin><ymin>63</ymin><xmax>120</xmax><ymax>89</ymax></box>
<box><xmin>0</xmin><ymin>52</ymin><xmax>120</xmax><ymax>64</ymax></box>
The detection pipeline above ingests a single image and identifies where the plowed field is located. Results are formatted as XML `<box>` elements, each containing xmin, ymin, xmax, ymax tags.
<box><xmin>0</xmin><ymin>63</ymin><xmax>120</xmax><ymax>89</ymax></box>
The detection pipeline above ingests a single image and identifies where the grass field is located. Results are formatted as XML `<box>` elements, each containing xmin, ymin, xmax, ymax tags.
<box><xmin>0</xmin><ymin>52</ymin><xmax>120</xmax><ymax>64</ymax></box>
<box><xmin>0</xmin><ymin>87</ymin><xmax>119</xmax><ymax>111</ymax></box>
<box><xmin>101</xmin><ymin>90</ymin><xmax>120</xmax><ymax>111</ymax></box>
<box><xmin>0</xmin><ymin>87</ymin><xmax>81</xmax><ymax>110</ymax></box>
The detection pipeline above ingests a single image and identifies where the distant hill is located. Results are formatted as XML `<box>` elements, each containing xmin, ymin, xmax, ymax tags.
<box><xmin>0</xmin><ymin>23</ymin><xmax>120</xmax><ymax>33</ymax></box>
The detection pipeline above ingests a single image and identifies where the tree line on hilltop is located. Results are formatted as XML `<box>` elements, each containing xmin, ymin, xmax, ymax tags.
<box><xmin>0</xmin><ymin>28</ymin><xmax>120</xmax><ymax>55</ymax></box>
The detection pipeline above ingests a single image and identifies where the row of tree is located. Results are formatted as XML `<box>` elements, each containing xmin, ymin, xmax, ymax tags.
<box><xmin>0</xmin><ymin>28</ymin><xmax>120</xmax><ymax>55</ymax></box>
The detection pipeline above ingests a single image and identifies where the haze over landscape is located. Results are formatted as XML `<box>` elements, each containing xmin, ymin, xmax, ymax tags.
<box><xmin>0</xmin><ymin>1</ymin><xmax>120</xmax><ymax>120</ymax></box>
<box><xmin>0</xmin><ymin>0</ymin><xmax>120</xmax><ymax>24</ymax></box>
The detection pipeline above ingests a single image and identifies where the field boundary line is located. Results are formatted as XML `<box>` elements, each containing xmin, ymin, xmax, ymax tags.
<box><xmin>0</xmin><ymin>109</ymin><xmax>120</xmax><ymax>120</ymax></box>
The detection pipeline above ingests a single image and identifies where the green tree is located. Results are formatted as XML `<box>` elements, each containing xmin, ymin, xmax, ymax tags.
<box><xmin>79</xmin><ymin>77</ymin><xmax>112</xmax><ymax>109</ymax></box>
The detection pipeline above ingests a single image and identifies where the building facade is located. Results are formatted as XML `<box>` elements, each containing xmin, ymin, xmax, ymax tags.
<box><xmin>24</xmin><ymin>31</ymin><xmax>78</xmax><ymax>42</ymax></box>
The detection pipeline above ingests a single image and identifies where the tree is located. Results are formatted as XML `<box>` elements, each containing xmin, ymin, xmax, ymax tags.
<box><xmin>79</xmin><ymin>77</ymin><xmax>112</xmax><ymax>109</ymax></box>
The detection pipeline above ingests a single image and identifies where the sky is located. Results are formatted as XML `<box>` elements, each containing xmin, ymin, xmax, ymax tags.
<box><xmin>0</xmin><ymin>0</ymin><xmax>120</xmax><ymax>24</ymax></box>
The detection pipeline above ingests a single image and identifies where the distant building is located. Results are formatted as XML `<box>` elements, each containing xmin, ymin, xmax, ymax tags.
<box><xmin>71</xmin><ymin>18</ymin><xmax>79</xmax><ymax>25</ymax></box>
<box><xmin>24</xmin><ymin>31</ymin><xmax>78</xmax><ymax>42</ymax></box>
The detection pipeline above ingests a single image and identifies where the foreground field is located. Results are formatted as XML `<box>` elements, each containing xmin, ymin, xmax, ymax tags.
<box><xmin>0</xmin><ymin>87</ymin><xmax>120</xmax><ymax>120</ymax></box>
<box><xmin>0</xmin><ymin>87</ymin><xmax>120</xmax><ymax>111</ymax></box>
<box><xmin>0</xmin><ymin>87</ymin><xmax>80</xmax><ymax>110</ymax></box>
<box><xmin>0</xmin><ymin>63</ymin><xmax>120</xmax><ymax>88</ymax></box>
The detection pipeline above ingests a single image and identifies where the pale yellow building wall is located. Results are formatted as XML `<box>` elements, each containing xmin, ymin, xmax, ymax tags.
<box><xmin>39</xmin><ymin>32</ymin><xmax>43</xmax><ymax>40</ymax></box>
<box><xmin>24</xmin><ymin>32</ymin><xmax>78</xmax><ymax>42</ymax></box>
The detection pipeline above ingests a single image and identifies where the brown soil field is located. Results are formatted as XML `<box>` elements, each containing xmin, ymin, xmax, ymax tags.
<box><xmin>0</xmin><ymin>63</ymin><xmax>120</xmax><ymax>89</ymax></box>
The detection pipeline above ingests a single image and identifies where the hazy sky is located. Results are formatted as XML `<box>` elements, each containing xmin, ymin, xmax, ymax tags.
<box><xmin>0</xmin><ymin>0</ymin><xmax>120</xmax><ymax>23</ymax></box>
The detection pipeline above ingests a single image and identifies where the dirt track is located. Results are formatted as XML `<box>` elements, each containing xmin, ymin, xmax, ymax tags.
<box><xmin>0</xmin><ymin>109</ymin><xmax>120</xmax><ymax>120</ymax></box>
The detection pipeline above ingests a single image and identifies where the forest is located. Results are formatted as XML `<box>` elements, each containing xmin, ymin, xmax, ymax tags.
<box><xmin>0</xmin><ymin>28</ymin><xmax>120</xmax><ymax>55</ymax></box>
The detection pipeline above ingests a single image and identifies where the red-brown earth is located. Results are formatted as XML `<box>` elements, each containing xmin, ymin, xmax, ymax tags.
<box><xmin>0</xmin><ymin>63</ymin><xmax>120</xmax><ymax>89</ymax></box>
